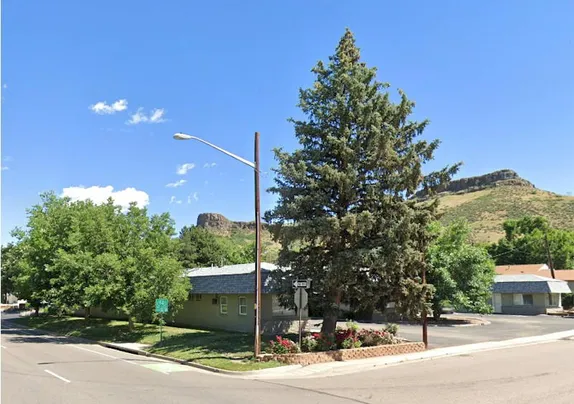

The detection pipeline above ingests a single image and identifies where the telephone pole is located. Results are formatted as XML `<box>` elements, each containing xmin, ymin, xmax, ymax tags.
<box><xmin>544</xmin><ymin>229</ymin><xmax>556</xmax><ymax>279</ymax></box>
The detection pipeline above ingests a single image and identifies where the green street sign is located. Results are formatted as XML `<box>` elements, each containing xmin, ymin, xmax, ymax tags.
<box><xmin>155</xmin><ymin>298</ymin><xmax>169</xmax><ymax>313</ymax></box>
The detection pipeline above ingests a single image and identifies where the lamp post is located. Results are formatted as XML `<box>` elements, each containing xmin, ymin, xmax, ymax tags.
<box><xmin>173</xmin><ymin>132</ymin><xmax>262</xmax><ymax>357</ymax></box>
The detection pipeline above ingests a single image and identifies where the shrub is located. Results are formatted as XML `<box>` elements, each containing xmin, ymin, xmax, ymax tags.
<box><xmin>384</xmin><ymin>323</ymin><xmax>399</xmax><ymax>336</ymax></box>
<box><xmin>301</xmin><ymin>335</ymin><xmax>318</xmax><ymax>352</ymax></box>
<box><xmin>358</xmin><ymin>329</ymin><xmax>397</xmax><ymax>346</ymax></box>
<box><xmin>314</xmin><ymin>332</ymin><xmax>337</xmax><ymax>351</ymax></box>
<box><xmin>265</xmin><ymin>336</ymin><xmax>300</xmax><ymax>354</ymax></box>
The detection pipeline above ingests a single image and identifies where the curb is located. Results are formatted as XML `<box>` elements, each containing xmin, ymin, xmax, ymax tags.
<box><xmin>98</xmin><ymin>342</ymin><xmax>302</xmax><ymax>376</ymax></box>
<box><xmin>4</xmin><ymin>318</ymin><xmax>301</xmax><ymax>377</ymax></box>
<box><xmin>248</xmin><ymin>328</ymin><xmax>574</xmax><ymax>379</ymax></box>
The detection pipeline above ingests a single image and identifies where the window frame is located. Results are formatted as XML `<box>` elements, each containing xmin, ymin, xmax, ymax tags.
<box><xmin>238</xmin><ymin>296</ymin><xmax>247</xmax><ymax>316</ymax></box>
<box><xmin>522</xmin><ymin>294</ymin><xmax>534</xmax><ymax>306</ymax></box>
<box><xmin>219</xmin><ymin>296</ymin><xmax>228</xmax><ymax>315</ymax></box>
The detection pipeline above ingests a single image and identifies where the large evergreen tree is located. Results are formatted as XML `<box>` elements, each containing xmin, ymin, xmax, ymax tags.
<box><xmin>265</xmin><ymin>29</ymin><xmax>460</xmax><ymax>335</ymax></box>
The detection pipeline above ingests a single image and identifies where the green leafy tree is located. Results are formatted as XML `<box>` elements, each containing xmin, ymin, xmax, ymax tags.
<box><xmin>427</xmin><ymin>221</ymin><xmax>495</xmax><ymax>319</ymax></box>
<box><xmin>178</xmin><ymin>226</ymin><xmax>228</xmax><ymax>267</ymax></box>
<box><xmin>13</xmin><ymin>193</ymin><xmax>190</xmax><ymax>328</ymax></box>
<box><xmin>108</xmin><ymin>206</ymin><xmax>190</xmax><ymax>330</ymax></box>
<box><xmin>488</xmin><ymin>216</ymin><xmax>574</xmax><ymax>269</ymax></box>
<box><xmin>1</xmin><ymin>243</ymin><xmax>23</xmax><ymax>303</ymax></box>
<box><xmin>265</xmin><ymin>29</ymin><xmax>460</xmax><ymax>335</ymax></box>
<box><xmin>12</xmin><ymin>192</ymin><xmax>77</xmax><ymax>314</ymax></box>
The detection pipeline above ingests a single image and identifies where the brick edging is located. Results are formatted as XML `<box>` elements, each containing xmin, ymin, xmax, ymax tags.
<box><xmin>262</xmin><ymin>342</ymin><xmax>426</xmax><ymax>365</ymax></box>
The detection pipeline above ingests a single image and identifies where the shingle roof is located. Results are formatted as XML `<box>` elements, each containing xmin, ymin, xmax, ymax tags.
<box><xmin>493</xmin><ymin>274</ymin><xmax>572</xmax><ymax>294</ymax></box>
<box><xmin>185</xmin><ymin>262</ymin><xmax>286</xmax><ymax>294</ymax></box>
<box><xmin>495</xmin><ymin>264</ymin><xmax>548</xmax><ymax>275</ymax></box>
<box><xmin>494</xmin><ymin>264</ymin><xmax>574</xmax><ymax>282</ymax></box>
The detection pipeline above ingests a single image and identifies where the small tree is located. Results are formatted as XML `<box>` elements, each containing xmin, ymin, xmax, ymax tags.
<box><xmin>488</xmin><ymin>216</ymin><xmax>574</xmax><ymax>269</ymax></box>
<box><xmin>265</xmin><ymin>29</ymin><xmax>460</xmax><ymax>336</ymax></box>
<box><xmin>427</xmin><ymin>221</ymin><xmax>495</xmax><ymax>319</ymax></box>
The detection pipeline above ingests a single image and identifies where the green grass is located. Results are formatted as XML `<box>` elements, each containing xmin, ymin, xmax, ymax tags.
<box><xmin>12</xmin><ymin>316</ymin><xmax>282</xmax><ymax>372</ymax></box>
<box><xmin>437</xmin><ymin>185</ymin><xmax>574</xmax><ymax>243</ymax></box>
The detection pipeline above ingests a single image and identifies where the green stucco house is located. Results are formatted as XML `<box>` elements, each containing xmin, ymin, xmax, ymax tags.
<box><xmin>172</xmin><ymin>262</ymin><xmax>309</xmax><ymax>334</ymax></box>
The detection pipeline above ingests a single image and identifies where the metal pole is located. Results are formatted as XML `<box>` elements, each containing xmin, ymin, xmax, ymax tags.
<box><xmin>253</xmin><ymin>132</ymin><xmax>262</xmax><ymax>357</ymax></box>
<box><xmin>422</xmin><ymin>264</ymin><xmax>428</xmax><ymax>348</ymax></box>
<box><xmin>298</xmin><ymin>290</ymin><xmax>303</xmax><ymax>347</ymax></box>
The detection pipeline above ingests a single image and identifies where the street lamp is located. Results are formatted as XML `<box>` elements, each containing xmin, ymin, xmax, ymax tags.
<box><xmin>173</xmin><ymin>132</ymin><xmax>263</xmax><ymax>357</ymax></box>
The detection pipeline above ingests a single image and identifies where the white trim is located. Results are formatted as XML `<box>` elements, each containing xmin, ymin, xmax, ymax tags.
<box><xmin>238</xmin><ymin>296</ymin><xmax>247</xmax><ymax>316</ymax></box>
<box><xmin>219</xmin><ymin>296</ymin><xmax>228</xmax><ymax>315</ymax></box>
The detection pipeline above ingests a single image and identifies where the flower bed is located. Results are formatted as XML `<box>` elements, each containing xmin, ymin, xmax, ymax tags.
<box><xmin>262</xmin><ymin>321</ymin><xmax>425</xmax><ymax>365</ymax></box>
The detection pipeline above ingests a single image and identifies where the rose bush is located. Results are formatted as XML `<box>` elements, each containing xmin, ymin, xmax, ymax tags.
<box><xmin>265</xmin><ymin>336</ymin><xmax>300</xmax><ymax>354</ymax></box>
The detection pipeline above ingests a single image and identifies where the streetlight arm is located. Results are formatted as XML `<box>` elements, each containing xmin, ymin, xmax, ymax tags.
<box><xmin>174</xmin><ymin>133</ymin><xmax>256</xmax><ymax>169</ymax></box>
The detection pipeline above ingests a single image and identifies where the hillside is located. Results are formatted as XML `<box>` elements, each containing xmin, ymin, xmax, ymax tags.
<box><xmin>196</xmin><ymin>169</ymin><xmax>574</xmax><ymax>251</ymax></box>
<box><xmin>435</xmin><ymin>171</ymin><xmax>574</xmax><ymax>243</ymax></box>
<box><xmin>196</xmin><ymin>213</ymin><xmax>281</xmax><ymax>262</ymax></box>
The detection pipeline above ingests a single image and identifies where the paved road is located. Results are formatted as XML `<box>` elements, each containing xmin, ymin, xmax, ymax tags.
<box><xmin>3</xmin><ymin>316</ymin><xmax>574</xmax><ymax>403</ymax></box>
<box><xmin>337</xmin><ymin>313</ymin><xmax>574</xmax><ymax>348</ymax></box>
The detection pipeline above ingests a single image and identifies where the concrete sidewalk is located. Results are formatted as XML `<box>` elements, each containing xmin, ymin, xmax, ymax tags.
<box><xmin>102</xmin><ymin>328</ymin><xmax>574</xmax><ymax>379</ymax></box>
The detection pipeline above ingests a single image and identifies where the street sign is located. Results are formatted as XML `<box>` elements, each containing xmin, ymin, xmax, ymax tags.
<box><xmin>294</xmin><ymin>288</ymin><xmax>308</xmax><ymax>310</ymax></box>
<box><xmin>292</xmin><ymin>279</ymin><xmax>311</xmax><ymax>289</ymax></box>
<box><xmin>155</xmin><ymin>298</ymin><xmax>169</xmax><ymax>313</ymax></box>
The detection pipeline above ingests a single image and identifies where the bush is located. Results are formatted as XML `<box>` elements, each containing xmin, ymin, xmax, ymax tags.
<box><xmin>384</xmin><ymin>323</ymin><xmax>399</xmax><ymax>336</ymax></box>
<box><xmin>358</xmin><ymin>329</ymin><xmax>397</xmax><ymax>346</ymax></box>
<box><xmin>314</xmin><ymin>332</ymin><xmax>337</xmax><ymax>351</ymax></box>
<box><xmin>265</xmin><ymin>336</ymin><xmax>300</xmax><ymax>354</ymax></box>
<box><xmin>301</xmin><ymin>335</ymin><xmax>318</xmax><ymax>352</ymax></box>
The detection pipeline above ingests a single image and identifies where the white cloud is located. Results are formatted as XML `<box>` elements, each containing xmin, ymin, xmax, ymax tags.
<box><xmin>61</xmin><ymin>185</ymin><xmax>149</xmax><ymax>212</ymax></box>
<box><xmin>176</xmin><ymin>163</ymin><xmax>195</xmax><ymax>175</ymax></box>
<box><xmin>203</xmin><ymin>162</ymin><xmax>217</xmax><ymax>168</ymax></box>
<box><xmin>2</xmin><ymin>84</ymin><xmax>7</xmax><ymax>89</ymax></box>
<box><xmin>239</xmin><ymin>178</ymin><xmax>245</xmax><ymax>182</ymax></box>
<box><xmin>126</xmin><ymin>107</ymin><xmax>166</xmax><ymax>125</ymax></box>
<box><xmin>166</xmin><ymin>179</ymin><xmax>186</xmax><ymax>188</ymax></box>
<box><xmin>1</xmin><ymin>166</ymin><xmax>9</xmax><ymax>171</ymax></box>
<box><xmin>90</xmin><ymin>99</ymin><xmax>128</xmax><ymax>115</ymax></box>
<box><xmin>169</xmin><ymin>196</ymin><xmax>182</xmax><ymax>204</ymax></box>
<box><xmin>187</xmin><ymin>192</ymin><xmax>199</xmax><ymax>204</ymax></box>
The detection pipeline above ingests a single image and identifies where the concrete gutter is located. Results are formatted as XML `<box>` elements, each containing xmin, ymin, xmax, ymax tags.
<box><xmin>7</xmin><ymin>317</ymin><xmax>573</xmax><ymax>379</ymax></box>
<box><xmin>97</xmin><ymin>341</ymin><xmax>303</xmax><ymax>376</ymax></box>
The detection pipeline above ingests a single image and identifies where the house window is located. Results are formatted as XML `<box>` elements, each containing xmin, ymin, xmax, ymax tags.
<box><xmin>194</xmin><ymin>294</ymin><xmax>202</xmax><ymax>301</ymax></box>
<box><xmin>501</xmin><ymin>294</ymin><xmax>513</xmax><ymax>306</ymax></box>
<box><xmin>238</xmin><ymin>296</ymin><xmax>247</xmax><ymax>316</ymax></box>
<box><xmin>522</xmin><ymin>294</ymin><xmax>534</xmax><ymax>305</ymax></box>
<box><xmin>548</xmin><ymin>294</ymin><xmax>555</xmax><ymax>306</ymax></box>
<box><xmin>219</xmin><ymin>296</ymin><xmax>228</xmax><ymax>315</ymax></box>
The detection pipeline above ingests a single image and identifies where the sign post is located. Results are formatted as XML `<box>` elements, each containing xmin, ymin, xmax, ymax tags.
<box><xmin>293</xmin><ymin>279</ymin><xmax>311</xmax><ymax>347</ymax></box>
<box><xmin>155</xmin><ymin>298</ymin><xmax>169</xmax><ymax>342</ymax></box>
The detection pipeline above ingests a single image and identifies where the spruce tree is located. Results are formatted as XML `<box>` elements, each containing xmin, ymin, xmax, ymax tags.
<box><xmin>265</xmin><ymin>29</ymin><xmax>460</xmax><ymax>335</ymax></box>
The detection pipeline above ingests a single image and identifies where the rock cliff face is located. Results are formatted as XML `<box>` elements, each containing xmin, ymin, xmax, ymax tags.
<box><xmin>196</xmin><ymin>213</ymin><xmax>261</xmax><ymax>234</ymax></box>
<box><xmin>417</xmin><ymin>169</ymin><xmax>535</xmax><ymax>198</ymax></box>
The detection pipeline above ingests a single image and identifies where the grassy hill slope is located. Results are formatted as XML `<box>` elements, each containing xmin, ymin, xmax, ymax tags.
<box><xmin>437</xmin><ymin>185</ymin><xmax>574</xmax><ymax>243</ymax></box>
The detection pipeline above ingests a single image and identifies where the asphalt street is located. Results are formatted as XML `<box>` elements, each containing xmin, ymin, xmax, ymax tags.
<box><xmin>345</xmin><ymin>313</ymin><xmax>574</xmax><ymax>348</ymax></box>
<box><xmin>2</xmin><ymin>315</ymin><xmax>574</xmax><ymax>403</ymax></box>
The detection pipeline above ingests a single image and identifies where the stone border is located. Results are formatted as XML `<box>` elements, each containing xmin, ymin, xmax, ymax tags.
<box><xmin>261</xmin><ymin>342</ymin><xmax>426</xmax><ymax>365</ymax></box>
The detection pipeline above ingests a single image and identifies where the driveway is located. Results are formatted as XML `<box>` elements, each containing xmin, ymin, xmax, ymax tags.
<box><xmin>311</xmin><ymin>313</ymin><xmax>574</xmax><ymax>348</ymax></box>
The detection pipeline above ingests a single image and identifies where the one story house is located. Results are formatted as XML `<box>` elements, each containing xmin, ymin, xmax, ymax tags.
<box><xmin>173</xmin><ymin>262</ymin><xmax>309</xmax><ymax>334</ymax></box>
<box><xmin>491</xmin><ymin>274</ymin><xmax>571</xmax><ymax>315</ymax></box>
<box><xmin>495</xmin><ymin>264</ymin><xmax>574</xmax><ymax>294</ymax></box>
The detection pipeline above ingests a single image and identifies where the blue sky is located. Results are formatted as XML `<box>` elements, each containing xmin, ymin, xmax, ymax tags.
<box><xmin>2</xmin><ymin>0</ymin><xmax>573</xmax><ymax>243</ymax></box>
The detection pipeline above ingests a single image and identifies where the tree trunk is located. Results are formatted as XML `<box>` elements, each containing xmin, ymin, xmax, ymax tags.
<box><xmin>320</xmin><ymin>289</ymin><xmax>341</xmax><ymax>336</ymax></box>
<box><xmin>84</xmin><ymin>306</ymin><xmax>91</xmax><ymax>320</ymax></box>
<box><xmin>128</xmin><ymin>316</ymin><xmax>135</xmax><ymax>332</ymax></box>
<box><xmin>34</xmin><ymin>306</ymin><xmax>40</xmax><ymax>317</ymax></box>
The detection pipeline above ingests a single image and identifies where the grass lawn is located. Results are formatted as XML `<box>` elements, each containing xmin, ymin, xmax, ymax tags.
<box><xmin>12</xmin><ymin>316</ymin><xmax>282</xmax><ymax>371</ymax></box>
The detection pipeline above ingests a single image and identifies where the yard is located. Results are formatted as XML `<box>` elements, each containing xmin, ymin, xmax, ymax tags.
<box><xmin>12</xmin><ymin>316</ymin><xmax>283</xmax><ymax>371</ymax></box>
